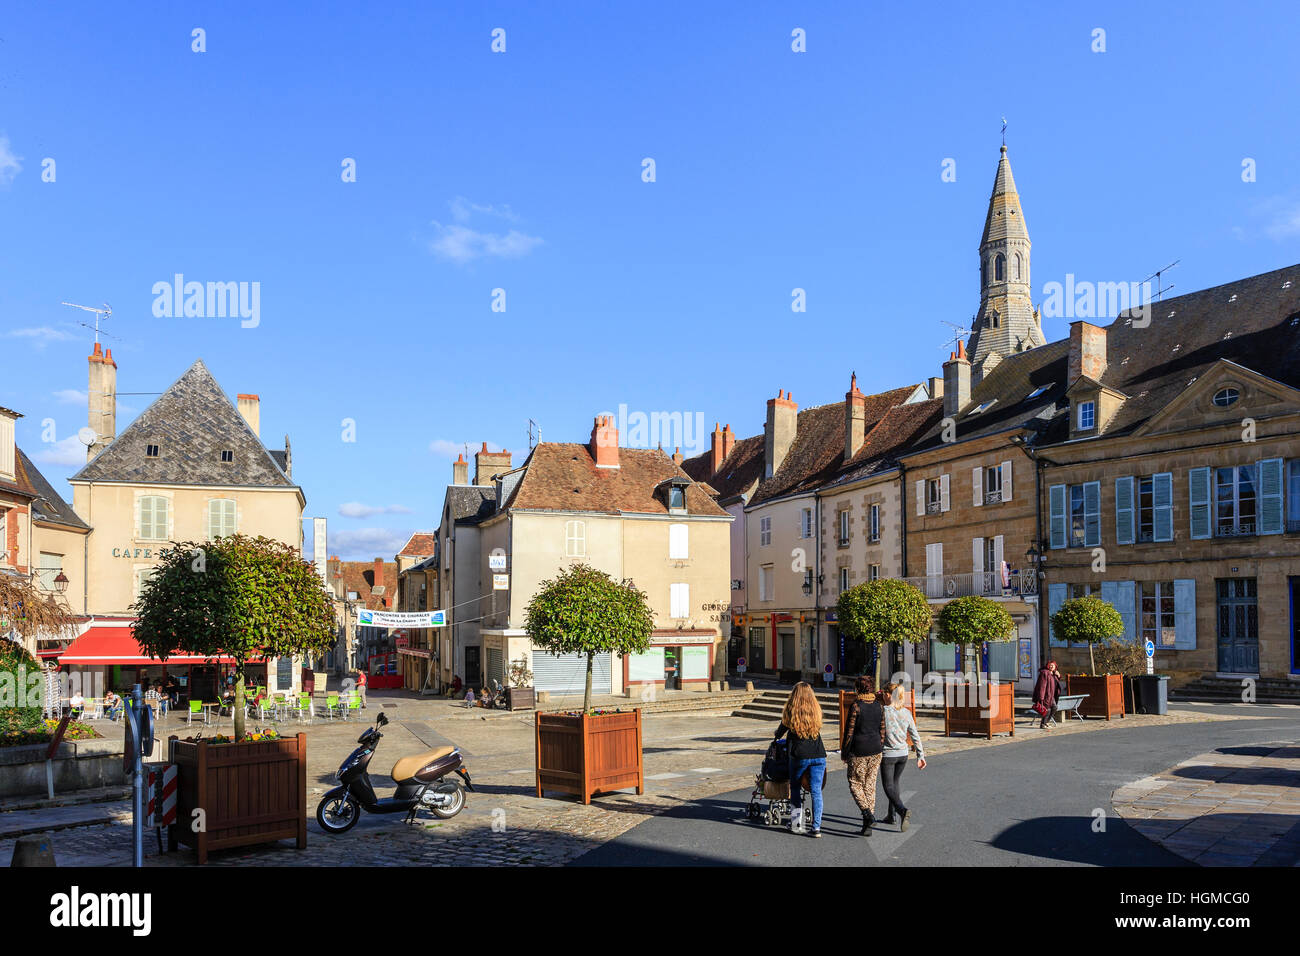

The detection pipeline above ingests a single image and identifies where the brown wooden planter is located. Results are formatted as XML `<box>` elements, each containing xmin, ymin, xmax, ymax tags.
<box><xmin>943</xmin><ymin>682</ymin><xmax>1016</xmax><ymax>739</ymax></box>
<box><xmin>535</xmin><ymin>710</ymin><xmax>644</xmax><ymax>805</ymax></box>
<box><xmin>506</xmin><ymin>687</ymin><xmax>536</xmax><ymax>711</ymax></box>
<box><xmin>167</xmin><ymin>733</ymin><xmax>307</xmax><ymax>864</ymax></box>
<box><xmin>838</xmin><ymin>688</ymin><xmax>916</xmax><ymax>745</ymax></box>
<box><xmin>1066</xmin><ymin>674</ymin><xmax>1126</xmax><ymax>720</ymax></box>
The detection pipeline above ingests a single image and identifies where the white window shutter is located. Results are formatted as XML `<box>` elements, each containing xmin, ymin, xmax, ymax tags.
<box><xmin>915</xmin><ymin>480</ymin><xmax>925</xmax><ymax>517</ymax></box>
<box><xmin>134</xmin><ymin>495</ymin><xmax>143</xmax><ymax>538</ymax></box>
<box><xmin>1173</xmin><ymin>579</ymin><xmax>1196</xmax><ymax>650</ymax></box>
<box><xmin>1049</xmin><ymin>484</ymin><xmax>1067</xmax><ymax>549</ymax></box>
<box><xmin>165</xmin><ymin>497</ymin><xmax>173</xmax><ymax>540</ymax></box>
<box><xmin>972</xmin><ymin>537</ymin><xmax>984</xmax><ymax>576</ymax></box>
<box><xmin>1001</xmin><ymin>460</ymin><xmax>1012</xmax><ymax>501</ymax></box>
<box><xmin>1258</xmin><ymin>458</ymin><xmax>1284</xmax><ymax>535</ymax></box>
<box><xmin>993</xmin><ymin>535</ymin><xmax>1004</xmax><ymax>579</ymax></box>
<box><xmin>1153</xmin><ymin>473</ymin><xmax>1173</xmax><ymax>542</ymax></box>
<box><xmin>1189</xmin><ymin>468</ymin><xmax>1211</xmax><ymax>540</ymax></box>
<box><xmin>1115</xmin><ymin>476</ymin><xmax>1135</xmax><ymax>545</ymax></box>
<box><xmin>940</xmin><ymin>473</ymin><xmax>951</xmax><ymax>512</ymax></box>
<box><xmin>973</xmin><ymin>466</ymin><xmax>983</xmax><ymax>507</ymax></box>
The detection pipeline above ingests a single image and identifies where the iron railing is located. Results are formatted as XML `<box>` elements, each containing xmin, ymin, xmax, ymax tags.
<box><xmin>900</xmin><ymin>570</ymin><xmax>1037</xmax><ymax>599</ymax></box>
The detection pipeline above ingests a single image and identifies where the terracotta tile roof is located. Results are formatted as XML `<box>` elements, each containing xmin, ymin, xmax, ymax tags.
<box><xmin>680</xmin><ymin>433</ymin><xmax>765</xmax><ymax>502</ymax></box>
<box><xmin>330</xmin><ymin>559</ymin><xmax>398</xmax><ymax>610</ymax></box>
<box><xmin>823</xmin><ymin>399</ymin><xmax>945</xmax><ymax>488</ymax></box>
<box><xmin>397</xmin><ymin>532</ymin><xmax>438</xmax><ymax>557</ymax></box>
<box><xmin>505</xmin><ymin>443</ymin><xmax>728</xmax><ymax>517</ymax></box>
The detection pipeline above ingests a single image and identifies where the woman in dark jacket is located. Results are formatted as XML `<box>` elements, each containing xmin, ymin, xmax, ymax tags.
<box><xmin>1032</xmin><ymin>660</ymin><xmax>1064</xmax><ymax>729</ymax></box>
<box><xmin>841</xmin><ymin>675</ymin><xmax>885</xmax><ymax>836</ymax></box>
<box><xmin>774</xmin><ymin>682</ymin><xmax>826</xmax><ymax>837</ymax></box>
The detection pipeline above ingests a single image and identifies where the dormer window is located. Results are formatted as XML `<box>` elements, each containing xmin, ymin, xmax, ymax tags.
<box><xmin>146</xmin><ymin>444</ymin><xmax>160</xmax><ymax>458</ymax></box>
<box><xmin>1077</xmin><ymin>401</ymin><xmax>1096</xmax><ymax>431</ymax></box>
<box><xmin>220</xmin><ymin>449</ymin><xmax>234</xmax><ymax>463</ymax></box>
<box><xmin>1212</xmin><ymin>387</ymin><xmax>1240</xmax><ymax>408</ymax></box>
<box><xmin>662</xmin><ymin>476</ymin><xmax>690</xmax><ymax>513</ymax></box>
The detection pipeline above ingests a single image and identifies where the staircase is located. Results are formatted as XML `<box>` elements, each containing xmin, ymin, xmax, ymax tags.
<box><xmin>1169</xmin><ymin>676</ymin><xmax>1300</xmax><ymax>706</ymax></box>
<box><xmin>732</xmin><ymin>687</ymin><xmax>842</xmax><ymax>724</ymax></box>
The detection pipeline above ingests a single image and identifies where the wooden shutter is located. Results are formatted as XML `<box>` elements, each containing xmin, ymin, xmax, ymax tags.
<box><xmin>915</xmin><ymin>480</ymin><xmax>925</xmax><ymax>517</ymax></box>
<box><xmin>1100</xmin><ymin>580</ymin><xmax>1137</xmax><ymax>644</ymax></box>
<box><xmin>972</xmin><ymin>537</ymin><xmax>984</xmax><ymax>577</ymax></box>
<box><xmin>1000</xmin><ymin>460</ymin><xmax>1012</xmax><ymax>502</ymax></box>
<box><xmin>1084</xmin><ymin>481</ymin><xmax>1101</xmax><ymax>547</ymax></box>
<box><xmin>1152</xmin><ymin>472</ymin><xmax>1173</xmax><ymax>542</ymax></box>
<box><xmin>1115</xmin><ymin>476</ymin><xmax>1135</xmax><ymax>545</ymax></box>
<box><xmin>973</xmin><ymin>466</ymin><xmax>983</xmax><ymax>507</ymax></box>
<box><xmin>1173</xmin><ymin>579</ymin><xmax>1196</xmax><ymax>650</ymax></box>
<box><xmin>1258</xmin><ymin>458</ymin><xmax>1284</xmax><ymax>535</ymax></box>
<box><xmin>669</xmin><ymin>524</ymin><xmax>688</xmax><ymax>559</ymax></box>
<box><xmin>1049</xmin><ymin>484</ymin><xmax>1067</xmax><ymax>549</ymax></box>
<box><xmin>940</xmin><ymin>473</ymin><xmax>951</xmax><ymax>512</ymax></box>
<box><xmin>993</xmin><ymin>535</ymin><xmax>1004</xmax><ymax>579</ymax></box>
<box><xmin>1189</xmin><ymin>467</ymin><xmax>1211</xmax><ymax>540</ymax></box>
<box><xmin>1048</xmin><ymin>583</ymin><xmax>1067</xmax><ymax>647</ymax></box>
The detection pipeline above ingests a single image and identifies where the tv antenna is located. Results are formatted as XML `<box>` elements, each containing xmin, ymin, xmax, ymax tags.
<box><xmin>528</xmin><ymin>419</ymin><xmax>540</xmax><ymax>450</ymax></box>
<box><xmin>939</xmin><ymin>319</ymin><xmax>973</xmax><ymax>351</ymax></box>
<box><xmin>60</xmin><ymin>301</ymin><xmax>114</xmax><ymax>344</ymax></box>
<box><xmin>1141</xmin><ymin>260</ymin><xmax>1179</xmax><ymax>304</ymax></box>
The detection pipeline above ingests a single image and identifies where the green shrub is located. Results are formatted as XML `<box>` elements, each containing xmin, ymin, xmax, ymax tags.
<box><xmin>0</xmin><ymin>640</ymin><xmax>43</xmax><ymax>734</ymax></box>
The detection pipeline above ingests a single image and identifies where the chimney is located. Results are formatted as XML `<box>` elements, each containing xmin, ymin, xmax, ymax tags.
<box><xmin>927</xmin><ymin>376</ymin><xmax>944</xmax><ymax>400</ymax></box>
<box><xmin>590</xmin><ymin>415</ymin><xmax>620</xmax><ymax>468</ymax></box>
<box><xmin>0</xmin><ymin>406</ymin><xmax>18</xmax><ymax>483</ymax></box>
<box><xmin>942</xmin><ymin>340</ymin><xmax>971</xmax><ymax>419</ymax></box>
<box><xmin>86</xmin><ymin>342</ymin><xmax>117</xmax><ymax>462</ymax></box>
<box><xmin>722</xmin><ymin>424</ymin><xmax>735</xmax><ymax>462</ymax></box>
<box><xmin>371</xmin><ymin>558</ymin><xmax>386</xmax><ymax>604</ymax></box>
<box><xmin>672</xmin><ymin>447</ymin><xmax>683</xmax><ymax>466</ymax></box>
<box><xmin>1069</xmin><ymin>321</ymin><xmax>1108</xmax><ymax>383</ymax></box>
<box><xmin>845</xmin><ymin>373</ymin><xmax>867</xmax><ymax>460</ymax></box>
<box><xmin>709</xmin><ymin>423</ymin><xmax>726</xmax><ymax>474</ymax></box>
<box><xmin>474</xmin><ymin>442</ymin><xmax>513</xmax><ymax>485</ymax></box>
<box><xmin>237</xmin><ymin>394</ymin><xmax>260</xmax><ymax>437</ymax></box>
<box><xmin>764</xmin><ymin>389</ymin><xmax>798</xmax><ymax>478</ymax></box>
<box><xmin>453</xmin><ymin>452</ymin><xmax>469</xmax><ymax>485</ymax></box>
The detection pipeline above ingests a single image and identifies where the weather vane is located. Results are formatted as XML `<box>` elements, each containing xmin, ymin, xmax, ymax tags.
<box><xmin>1001</xmin><ymin>116</ymin><xmax>1007</xmax><ymax>146</ymax></box>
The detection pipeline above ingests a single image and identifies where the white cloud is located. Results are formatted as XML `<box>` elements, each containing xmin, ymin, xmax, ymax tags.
<box><xmin>428</xmin><ymin>222</ymin><xmax>544</xmax><ymax>264</ymax></box>
<box><xmin>34</xmin><ymin>435</ymin><xmax>86</xmax><ymax>467</ymax></box>
<box><xmin>428</xmin><ymin>439</ymin><xmax>502</xmax><ymax>459</ymax></box>
<box><xmin>1263</xmin><ymin>199</ymin><xmax>1300</xmax><ymax>241</ymax></box>
<box><xmin>54</xmin><ymin>389</ymin><xmax>87</xmax><ymax>404</ymax></box>
<box><xmin>6</xmin><ymin>327</ymin><xmax>77</xmax><ymax>349</ymax></box>
<box><xmin>338</xmin><ymin>502</ymin><xmax>413</xmax><ymax>518</ymax></box>
<box><xmin>0</xmin><ymin>136</ymin><xmax>21</xmax><ymax>186</ymax></box>
<box><xmin>329</xmin><ymin>527</ymin><xmax>412</xmax><ymax>561</ymax></box>
<box><xmin>449</xmin><ymin>196</ymin><xmax>519</xmax><ymax>223</ymax></box>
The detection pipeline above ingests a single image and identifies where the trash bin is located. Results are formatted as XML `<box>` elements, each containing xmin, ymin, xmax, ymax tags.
<box><xmin>1135</xmin><ymin>675</ymin><xmax>1168</xmax><ymax>715</ymax></box>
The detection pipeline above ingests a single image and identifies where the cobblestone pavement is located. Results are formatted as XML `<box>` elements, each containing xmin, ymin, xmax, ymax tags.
<box><xmin>0</xmin><ymin>693</ymin><xmax>1242</xmax><ymax>867</ymax></box>
<box><xmin>1112</xmin><ymin>741</ymin><xmax>1300</xmax><ymax>866</ymax></box>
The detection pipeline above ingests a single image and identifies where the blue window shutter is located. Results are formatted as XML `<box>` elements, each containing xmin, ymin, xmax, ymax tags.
<box><xmin>1173</xmin><ymin>579</ymin><xmax>1197</xmax><ymax>650</ymax></box>
<box><xmin>1048</xmin><ymin>582</ymin><xmax>1067</xmax><ymax>647</ymax></box>
<box><xmin>1084</xmin><ymin>481</ymin><xmax>1101</xmax><ymax>547</ymax></box>
<box><xmin>1115</xmin><ymin>477</ymin><xmax>1135</xmax><ymax>545</ymax></box>
<box><xmin>1258</xmin><ymin>458</ymin><xmax>1284</xmax><ymax>535</ymax></box>
<box><xmin>1100</xmin><ymin>581</ymin><xmax>1118</xmax><ymax>611</ymax></box>
<box><xmin>1189</xmin><ymin>467</ymin><xmax>1211</xmax><ymax>540</ymax></box>
<box><xmin>1153</xmin><ymin>472</ymin><xmax>1174</xmax><ymax>542</ymax></box>
<box><xmin>1117</xmin><ymin>581</ymin><xmax>1137</xmax><ymax>643</ymax></box>
<box><xmin>1049</xmin><ymin>484</ymin><xmax>1067</xmax><ymax>549</ymax></box>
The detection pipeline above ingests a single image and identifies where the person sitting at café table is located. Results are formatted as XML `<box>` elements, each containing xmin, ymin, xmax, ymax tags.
<box><xmin>69</xmin><ymin>691</ymin><xmax>85</xmax><ymax>719</ymax></box>
<box><xmin>103</xmin><ymin>690</ymin><xmax>123</xmax><ymax>721</ymax></box>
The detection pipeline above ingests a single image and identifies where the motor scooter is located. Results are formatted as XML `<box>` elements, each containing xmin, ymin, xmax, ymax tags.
<box><xmin>316</xmin><ymin>711</ymin><xmax>473</xmax><ymax>833</ymax></box>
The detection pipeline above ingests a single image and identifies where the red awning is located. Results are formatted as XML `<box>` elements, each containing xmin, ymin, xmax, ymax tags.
<box><xmin>58</xmin><ymin>625</ymin><xmax>262</xmax><ymax>666</ymax></box>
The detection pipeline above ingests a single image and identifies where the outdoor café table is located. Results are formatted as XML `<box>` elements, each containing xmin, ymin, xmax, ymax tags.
<box><xmin>1055</xmin><ymin>693</ymin><xmax>1089</xmax><ymax>723</ymax></box>
<box><xmin>202</xmin><ymin>702</ymin><xmax>222</xmax><ymax>723</ymax></box>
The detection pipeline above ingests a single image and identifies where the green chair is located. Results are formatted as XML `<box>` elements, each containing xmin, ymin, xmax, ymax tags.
<box><xmin>290</xmin><ymin>693</ymin><xmax>311</xmax><ymax>723</ymax></box>
<box><xmin>258</xmin><ymin>695</ymin><xmax>280</xmax><ymax>722</ymax></box>
<box><xmin>343</xmin><ymin>694</ymin><xmax>362</xmax><ymax>721</ymax></box>
<box><xmin>324</xmin><ymin>693</ymin><xmax>340</xmax><ymax>719</ymax></box>
<box><xmin>187</xmin><ymin>700</ymin><xmax>206</xmax><ymax>726</ymax></box>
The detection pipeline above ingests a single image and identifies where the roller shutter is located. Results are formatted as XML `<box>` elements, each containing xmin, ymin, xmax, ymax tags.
<box><xmin>532</xmin><ymin>650</ymin><xmax>612</xmax><ymax>695</ymax></box>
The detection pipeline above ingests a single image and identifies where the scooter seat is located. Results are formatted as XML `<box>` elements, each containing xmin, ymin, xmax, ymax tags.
<box><xmin>391</xmin><ymin>746</ymin><xmax>455</xmax><ymax>781</ymax></box>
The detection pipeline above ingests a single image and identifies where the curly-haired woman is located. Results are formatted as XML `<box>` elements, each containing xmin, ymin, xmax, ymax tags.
<box><xmin>774</xmin><ymin>682</ymin><xmax>827</xmax><ymax>837</ymax></box>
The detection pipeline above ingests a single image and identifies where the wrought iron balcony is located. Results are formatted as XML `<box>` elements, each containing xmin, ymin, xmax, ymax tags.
<box><xmin>899</xmin><ymin>570</ymin><xmax>1037</xmax><ymax>599</ymax></box>
<box><xmin>983</xmin><ymin>491</ymin><xmax>1003</xmax><ymax>505</ymax></box>
<box><xmin>925</xmin><ymin>501</ymin><xmax>942</xmax><ymax>516</ymax></box>
<box><xmin>1215</xmin><ymin>522</ymin><xmax>1256</xmax><ymax>538</ymax></box>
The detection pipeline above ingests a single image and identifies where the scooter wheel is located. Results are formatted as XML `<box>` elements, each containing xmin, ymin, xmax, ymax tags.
<box><xmin>316</xmin><ymin>794</ymin><xmax>361</xmax><ymax>834</ymax></box>
<box><xmin>431</xmin><ymin>785</ymin><xmax>466</xmax><ymax>819</ymax></box>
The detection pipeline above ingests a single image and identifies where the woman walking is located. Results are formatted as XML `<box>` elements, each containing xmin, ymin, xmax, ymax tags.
<box><xmin>879</xmin><ymin>682</ymin><xmax>926</xmax><ymax>831</ymax></box>
<box><xmin>1032</xmin><ymin>660</ymin><xmax>1063</xmax><ymax>730</ymax></box>
<box><xmin>841</xmin><ymin>676</ymin><xmax>886</xmax><ymax>836</ymax></box>
<box><xmin>774</xmin><ymin>682</ymin><xmax>827</xmax><ymax>837</ymax></box>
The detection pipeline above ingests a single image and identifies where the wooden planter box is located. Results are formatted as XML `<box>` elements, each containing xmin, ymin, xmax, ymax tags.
<box><xmin>943</xmin><ymin>682</ymin><xmax>1016</xmax><ymax>739</ymax></box>
<box><xmin>838</xmin><ymin>688</ymin><xmax>915</xmax><ymax>745</ymax></box>
<box><xmin>535</xmin><ymin>710</ymin><xmax>644</xmax><ymax>805</ymax></box>
<box><xmin>1066</xmin><ymin>674</ymin><xmax>1126</xmax><ymax>720</ymax></box>
<box><xmin>167</xmin><ymin>733</ymin><xmax>307</xmax><ymax>864</ymax></box>
<box><xmin>506</xmin><ymin>687</ymin><xmax>536</xmax><ymax>711</ymax></box>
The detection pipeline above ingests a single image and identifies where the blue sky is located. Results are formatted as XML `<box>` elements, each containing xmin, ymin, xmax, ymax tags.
<box><xmin>3</xmin><ymin>1</ymin><xmax>1299</xmax><ymax>561</ymax></box>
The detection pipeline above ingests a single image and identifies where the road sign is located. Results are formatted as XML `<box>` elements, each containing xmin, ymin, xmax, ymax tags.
<box><xmin>1144</xmin><ymin>640</ymin><xmax>1155</xmax><ymax>658</ymax></box>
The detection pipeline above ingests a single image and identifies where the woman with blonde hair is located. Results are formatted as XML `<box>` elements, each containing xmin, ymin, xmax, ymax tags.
<box><xmin>773</xmin><ymin>682</ymin><xmax>826</xmax><ymax>837</ymax></box>
<box><xmin>879</xmin><ymin>681</ymin><xmax>926</xmax><ymax>831</ymax></box>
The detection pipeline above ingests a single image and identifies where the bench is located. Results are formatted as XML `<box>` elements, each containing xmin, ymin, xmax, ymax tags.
<box><xmin>1055</xmin><ymin>693</ymin><xmax>1089</xmax><ymax>723</ymax></box>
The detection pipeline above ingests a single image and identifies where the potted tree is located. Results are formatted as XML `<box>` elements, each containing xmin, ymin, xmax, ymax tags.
<box><xmin>936</xmin><ymin>595</ymin><xmax>1017</xmax><ymax>738</ymax></box>
<box><xmin>133</xmin><ymin>535</ymin><xmax>336</xmax><ymax>862</ymax></box>
<box><xmin>1051</xmin><ymin>596</ymin><xmax>1127</xmax><ymax>720</ymax></box>
<box><xmin>505</xmin><ymin>656</ymin><xmax>535</xmax><ymax>711</ymax></box>
<box><xmin>527</xmin><ymin>564</ymin><xmax>653</xmax><ymax>804</ymax></box>
<box><xmin>1094</xmin><ymin>637</ymin><xmax>1146</xmax><ymax>714</ymax></box>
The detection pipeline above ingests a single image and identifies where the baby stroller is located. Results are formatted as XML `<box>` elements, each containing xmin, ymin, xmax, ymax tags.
<box><xmin>744</xmin><ymin>737</ymin><xmax>826</xmax><ymax>827</ymax></box>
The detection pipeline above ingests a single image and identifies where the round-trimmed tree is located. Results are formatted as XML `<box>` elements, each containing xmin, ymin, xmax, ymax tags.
<box><xmin>1051</xmin><ymin>595</ymin><xmax>1124</xmax><ymax>676</ymax></box>
<box><xmin>132</xmin><ymin>534</ymin><xmax>337</xmax><ymax>740</ymax></box>
<box><xmin>835</xmin><ymin>579</ymin><xmax>932</xmax><ymax>687</ymax></box>
<box><xmin>524</xmin><ymin>564</ymin><xmax>654</xmax><ymax>714</ymax></box>
<box><xmin>936</xmin><ymin>595</ymin><xmax>1016</xmax><ymax>682</ymax></box>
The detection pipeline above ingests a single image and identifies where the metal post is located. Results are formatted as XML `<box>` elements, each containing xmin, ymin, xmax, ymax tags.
<box><xmin>130</xmin><ymin>683</ymin><xmax>143</xmax><ymax>867</ymax></box>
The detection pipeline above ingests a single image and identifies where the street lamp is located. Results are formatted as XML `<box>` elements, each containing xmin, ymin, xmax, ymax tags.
<box><xmin>53</xmin><ymin>571</ymin><xmax>69</xmax><ymax>594</ymax></box>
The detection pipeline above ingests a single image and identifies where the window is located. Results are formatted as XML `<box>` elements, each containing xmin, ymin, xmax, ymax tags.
<box><xmin>869</xmin><ymin>564</ymin><xmax>880</xmax><ymax>581</ymax></box>
<box><xmin>1289</xmin><ymin>460</ymin><xmax>1300</xmax><ymax>531</ymax></box>
<box><xmin>1077</xmin><ymin>401</ymin><xmax>1096</xmax><ymax>431</ymax></box>
<box><xmin>970</xmin><ymin>399</ymin><xmax>997</xmax><ymax>415</ymax></box>
<box><xmin>926</xmin><ymin>479</ymin><xmax>942</xmax><ymax>515</ymax></box>
<box><xmin>1051</xmin><ymin>482</ymin><xmax>1100</xmax><ymax>549</ymax></box>
<box><xmin>800</xmin><ymin>508</ymin><xmax>813</xmax><ymax>539</ymax></box>
<box><xmin>1141</xmin><ymin>582</ymin><xmax>1177</xmax><ymax>647</ymax></box>
<box><xmin>37</xmin><ymin>552</ymin><xmax>62</xmax><ymax>591</ymax></box>
<box><xmin>838</xmin><ymin>510</ymin><xmax>850</xmax><ymax>545</ymax></box>
<box><xmin>670</xmin><ymin>583</ymin><xmax>690</xmax><ymax>619</ymax></box>
<box><xmin>1069</xmin><ymin>583</ymin><xmax>1092</xmax><ymax>600</ymax></box>
<box><xmin>1212</xmin><ymin>387</ymin><xmax>1240</xmax><ymax>407</ymax></box>
<box><xmin>347</xmin><ymin>590</ymin><xmax>359</xmax><ymax>601</ymax></box>
<box><xmin>565</xmin><ymin>520</ymin><xmax>586</xmax><ymax>557</ymax></box>
<box><xmin>759</xmin><ymin>516</ymin><xmax>772</xmax><ymax>547</ymax></box>
<box><xmin>1027</xmin><ymin>383</ymin><xmax>1052</xmax><ymax>400</ymax></box>
<box><xmin>1137</xmin><ymin>476</ymin><xmax>1154</xmax><ymax>541</ymax></box>
<box><xmin>985</xmin><ymin>465</ymin><xmax>1003</xmax><ymax>503</ymax></box>
<box><xmin>667</xmin><ymin>485</ymin><xmax>686</xmax><ymax>511</ymax></box>
<box><xmin>134</xmin><ymin>566</ymin><xmax>157</xmax><ymax>599</ymax></box>
<box><xmin>138</xmin><ymin>495</ymin><xmax>169</xmax><ymax>540</ymax></box>
<box><xmin>868</xmin><ymin>504</ymin><xmax>880</xmax><ymax>542</ymax></box>
<box><xmin>207</xmin><ymin>498</ymin><xmax>236</xmax><ymax>539</ymax></box>
<box><xmin>1215</xmin><ymin>465</ymin><xmax>1257</xmax><ymax>536</ymax></box>
<box><xmin>219</xmin><ymin>449</ymin><xmax>234</xmax><ymax>463</ymax></box>
<box><xmin>1014</xmin><ymin>253</ymin><xmax>1022</xmax><ymax>280</ymax></box>
<box><xmin>669</xmin><ymin>523</ymin><xmax>689</xmax><ymax>559</ymax></box>
<box><xmin>984</xmin><ymin>537</ymin><xmax>998</xmax><ymax>575</ymax></box>
<box><xmin>838</xmin><ymin>567</ymin><xmax>850</xmax><ymax>593</ymax></box>
<box><xmin>995</xmin><ymin>254</ymin><xmax>1005</xmax><ymax>281</ymax></box>
<box><xmin>145</xmin><ymin>444</ymin><xmax>160</xmax><ymax>458</ymax></box>
<box><xmin>1217</xmin><ymin>578</ymin><xmax>1258</xmax><ymax>671</ymax></box>
<box><xmin>759</xmin><ymin>565</ymin><xmax>774</xmax><ymax>602</ymax></box>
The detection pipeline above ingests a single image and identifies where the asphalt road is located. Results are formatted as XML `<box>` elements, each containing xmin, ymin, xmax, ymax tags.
<box><xmin>573</xmin><ymin>704</ymin><xmax>1300</xmax><ymax>866</ymax></box>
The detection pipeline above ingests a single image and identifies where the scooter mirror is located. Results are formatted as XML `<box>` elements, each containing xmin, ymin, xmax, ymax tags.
<box><xmin>376</xmin><ymin>712</ymin><xmax>389</xmax><ymax>726</ymax></box>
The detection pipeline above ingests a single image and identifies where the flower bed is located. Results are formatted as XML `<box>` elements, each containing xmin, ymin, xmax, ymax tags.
<box><xmin>186</xmin><ymin>728</ymin><xmax>281</xmax><ymax>745</ymax></box>
<box><xmin>1</xmin><ymin>719</ymin><xmax>102</xmax><ymax>748</ymax></box>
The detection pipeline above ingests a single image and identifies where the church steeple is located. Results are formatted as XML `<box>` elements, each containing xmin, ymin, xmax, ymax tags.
<box><xmin>968</xmin><ymin>144</ymin><xmax>1043</xmax><ymax>375</ymax></box>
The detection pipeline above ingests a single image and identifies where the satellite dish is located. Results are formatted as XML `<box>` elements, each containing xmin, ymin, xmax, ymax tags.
<box><xmin>77</xmin><ymin>427</ymin><xmax>97</xmax><ymax>447</ymax></box>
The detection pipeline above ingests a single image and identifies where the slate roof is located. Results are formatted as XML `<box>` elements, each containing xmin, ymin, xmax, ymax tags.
<box><xmin>680</xmin><ymin>433</ymin><xmax>765</xmax><ymax>503</ymax></box>
<box><xmin>71</xmin><ymin>359</ymin><xmax>295</xmax><ymax>489</ymax></box>
<box><xmin>503</xmin><ymin>443</ymin><xmax>728</xmax><ymax>517</ymax></box>
<box><xmin>749</xmin><ymin>385</ymin><xmax>922</xmax><ymax>506</ymax></box>
<box><xmin>15</xmin><ymin>449</ymin><xmax>89</xmax><ymax>531</ymax></box>
<box><xmin>445</xmin><ymin>486</ymin><xmax>497</xmax><ymax>524</ymax></box>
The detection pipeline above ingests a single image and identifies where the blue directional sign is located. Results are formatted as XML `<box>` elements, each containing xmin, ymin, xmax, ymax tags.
<box><xmin>1144</xmin><ymin>640</ymin><xmax>1155</xmax><ymax>658</ymax></box>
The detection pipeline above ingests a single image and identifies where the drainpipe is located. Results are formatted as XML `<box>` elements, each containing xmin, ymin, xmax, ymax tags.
<box><xmin>898</xmin><ymin>463</ymin><xmax>908</xmax><ymax>577</ymax></box>
<box><xmin>1010</xmin><ymin>436</ymin><xmax>1054</xmax><ymax>668</ymax></box>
